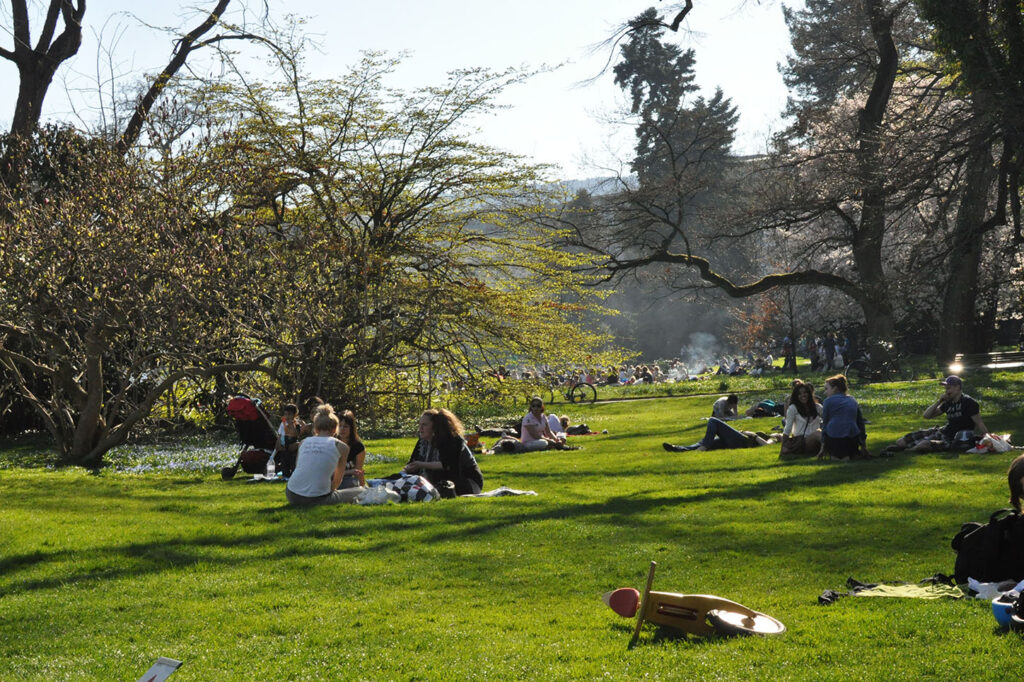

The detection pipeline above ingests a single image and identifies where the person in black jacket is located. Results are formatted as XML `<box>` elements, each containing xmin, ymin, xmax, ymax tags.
<box><xmin>404</xmin><ymin>408</ymin><xmax>484</xmax><ymax>495</ymax></box>
<box><xmin>1010</xmin><ymin>454</ymin><xmax>1024</xmax><ymax>511</ymax></box>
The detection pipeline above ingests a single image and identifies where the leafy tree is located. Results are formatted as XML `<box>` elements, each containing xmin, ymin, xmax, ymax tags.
<box><xmin>167</xmin><ymin>52</ymin><xmax>623</xmax><ymax>420</ymax></box>
<box><xmin>917</xmin><ymin>0</ymin><xmax>1024</xmax><ymax>241</ymax></box>
<box><xmin>592</xmin><ymin>1</ymin><xmax>1017</xmax><ymax>361</ymax></box>
<box><xmin>586</xmin><ymin>1</ymin><xmax>1016</xmax><ymax>363</ymax></box>
<box><xmin>0</xmin><ymin>127</ymin><xmax>275</xmax><ymax>466</ymax></box>
<box><xmin>564</xmin><ymin>9</ymin><xmax>743</xmax><ymax>282</ymax></box>
<box><xmin>784</xmin><ymin>0</ymin><xmax>1013</xmax><ymax>359</ymax></box>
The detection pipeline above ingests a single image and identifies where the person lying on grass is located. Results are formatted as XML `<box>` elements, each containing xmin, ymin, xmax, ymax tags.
<box><xmin>887</xmin><ymin>375</ymin><xmax>988</xmax><ymax>453</ymax></box>
<box><xmin>662</xmin><ymin>418</ymin><xmax>782</xmax><ymax>452</ymax></box>
<box><xmin>545</xmin><ymin>413</ymin><xmax>593</xmax><ymax>438</ymax></box>
<box><xmin>285</xmin><ymin>404</ymin><xmax>366</xmax><ymax>506</ymax></box>
<box><xmin>744</xmin><ymin>397</ymin><xmax>786</xmax><ymax>418</ymax></box>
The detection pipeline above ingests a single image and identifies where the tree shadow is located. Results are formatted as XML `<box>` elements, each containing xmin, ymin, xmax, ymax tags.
<box><xmin>0</xmin><ymin>448</ymin><xmax>922</xmax><ymax>600</ymax></box>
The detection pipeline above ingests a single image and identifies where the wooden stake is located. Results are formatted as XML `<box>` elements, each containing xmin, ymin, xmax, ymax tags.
<box><xmin>630</xmin><ymin>561</ymin><xmax>657</xmax><ymax>645</ymax></box>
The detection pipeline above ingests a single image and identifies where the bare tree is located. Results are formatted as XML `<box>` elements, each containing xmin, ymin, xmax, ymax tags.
<box><xmin>0</xmin><ymin>1</ymin><xmax>86</xmax><ymax>138</ymax></box>
<box><xmin>0</xmin><ymin>1</ymin><xmax>268</xmax><ymax>154</ymax></box>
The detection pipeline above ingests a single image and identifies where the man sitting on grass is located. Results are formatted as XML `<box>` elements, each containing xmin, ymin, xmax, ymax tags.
<box><xmin>888</xmin><ymin>375</ymin><xmax>988</xmax><ymax>453</ymax></box>
<box><xmin>712</xmin><ymin>394</ymin><xmax>740</xmax><ymax>420</ymax></box>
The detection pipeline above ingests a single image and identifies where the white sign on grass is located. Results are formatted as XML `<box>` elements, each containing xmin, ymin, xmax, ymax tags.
<box><xmin>135</xmin><ymin>657</ymin><xmax>182</xmax><ymax>682</ymax></box>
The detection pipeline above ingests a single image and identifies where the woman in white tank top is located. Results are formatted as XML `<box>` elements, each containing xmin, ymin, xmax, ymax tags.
<box><xmin>285</xmin><ymin>405</ymin><xmax>365</xmax><ymax>506</ymax></box>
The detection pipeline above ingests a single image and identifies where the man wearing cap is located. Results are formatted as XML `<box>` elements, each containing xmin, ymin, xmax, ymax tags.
<box><xmin>890</xmin><ymin>376</ymin><xmax>988</xmax><ymax>453</ymax></box>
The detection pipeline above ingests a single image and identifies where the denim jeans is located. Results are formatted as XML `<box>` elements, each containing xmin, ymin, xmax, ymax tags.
<box><xmin>700</xmin><ymin>417</ymin><xmax>752</xmax><ymax>449</ymax></box>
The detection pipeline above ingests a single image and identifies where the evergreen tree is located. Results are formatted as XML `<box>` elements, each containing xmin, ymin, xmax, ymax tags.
<box><xmin>613</xmin><ymin>8</ymin><xmax>737</xmax><ymax>191</ymax></box>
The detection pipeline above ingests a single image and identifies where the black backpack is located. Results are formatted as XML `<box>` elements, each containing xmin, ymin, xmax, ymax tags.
<box><xmin>951</xmin><ymin>508</ymin><xmax>1024</xmax><ymax>584</ymax></box>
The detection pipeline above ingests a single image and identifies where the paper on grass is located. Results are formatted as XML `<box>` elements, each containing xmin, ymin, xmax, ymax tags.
<box><xmin>136</xmin><ymin>657</ymin><xmax>182</xmax><ymax>682</ymax></box>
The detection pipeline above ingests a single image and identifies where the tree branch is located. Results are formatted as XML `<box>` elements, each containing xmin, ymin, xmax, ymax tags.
<box><xmin>35</xmin><ymin>0</ymin><xmax>63</xmax><ymax>53</ymax></box>
<box><xmin>605</xmin><ymin>248</ymin><xmax>864</xmax><ymax>302</ymax></box>
<box><xmin>665</xmin><ymin>0</ymin><xmax>694</xmax><ymax>32</ymax></box>
<box><xmin>11</xmin><ymin>0</ymin><xmax>30</xmax><ymax>55</ymax></box>
<box><xmin>117</xmin><ymin>0</ymin><xmax>231</xmax><ymax>155</ymax></box>
<box><xmin>0</xmin><ymin>345</ymin><xmax>57</xmax><ymax>377</ymax></box>
<box><xmin>85</xmin><ymin>353</ymin><xmax>279</xmax><ymax>465</ymax></box>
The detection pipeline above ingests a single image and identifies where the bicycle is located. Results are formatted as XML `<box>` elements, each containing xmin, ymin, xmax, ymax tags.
<box><xmin>545</xmin><ymin>374</ymin><xmax>598</xmax><ymax>404</ymax></box>
<box><xmin>843</xmin><ymin>342</ymin><xmax>916</xmax><ymax>386</ymax></box>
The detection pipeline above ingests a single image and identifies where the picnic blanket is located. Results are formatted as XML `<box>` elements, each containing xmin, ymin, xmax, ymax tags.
<box><xmin>818</xmin><ymin>575</ymin><xmax>962</xmax><ymax>605</ymax></box>
<box><xmin>464</xmin><ymin>486</ymin><xmax>538</xmax><ymax>497</ymax></box>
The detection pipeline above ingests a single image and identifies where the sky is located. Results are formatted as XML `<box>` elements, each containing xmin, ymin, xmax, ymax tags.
<box><xmin>0</xmin><ymin>0</ymin><xmax>795</xmax><ymax>178</ymax></box>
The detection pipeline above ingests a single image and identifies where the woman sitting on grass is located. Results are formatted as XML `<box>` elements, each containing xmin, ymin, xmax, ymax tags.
<box><xmin>285</xmin><ymin>404</ymin><xmax>365</xmax><ymax>506</ymax></box>
<box><xmin>405</xmin><ymin>408</ymin><xmax>484</xmax><ymax>495</ymax></box>
<box><xmin>818</xmin><ymin>374</ymin><xmax>869</xmax><ymax>460</ymax></box>
<box><xmin>662</xmin><ymin>418</ymin><xmax>782</xmax><ymax>452</ymax></box>
<box><xmin>519</xmin><ymin>397</ymin><xmax>566</xmax><ymax>451</ymax></box>
<box><xmin>336</xmin><ymin>409</ymin><xmax>366</xmax><ymax>489</ymax></box>
<box><xmin>780</xmin><ymin>381</ymin><xmax>822</xmax><ymax>458</ymax></box>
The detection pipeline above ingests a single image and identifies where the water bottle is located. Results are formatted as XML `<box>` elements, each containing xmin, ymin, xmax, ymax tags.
<box><xmin>266</xmin><ymin>456</ymin><xmax>276</xmax><ymax>478</ymax></box>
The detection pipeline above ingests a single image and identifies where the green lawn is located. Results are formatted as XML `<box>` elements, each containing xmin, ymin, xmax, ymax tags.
<box><xmin>2</xmin><ymin>372</ymin><xmax>1024</xmax><ymax>680</ymax></box>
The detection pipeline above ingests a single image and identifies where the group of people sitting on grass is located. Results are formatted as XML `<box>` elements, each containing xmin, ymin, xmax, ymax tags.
<box><xmin>279</xmin><ymin>393</ymin><xmax>591</xmax><ymax>507</ymax></box>
<box><xmin>713</xmin><ymin>350</ymin><xmax>778</xmax><ymax>377</ymax></box>
<box><xmin>482</xmin><ymin>397</ymin><xmax>591</xmax><ymax>453</ymax></box>
<box><xmin>662</xmin><ymin>373</ymin><xmax>988</xmax><ymax>461</ymax></box>
<box><xmin>280</xmin><ymin>400</ymin><xmax>484</xmax><ymax>507</ymax></box>
<box><xmin>277</xmin><ymin>370</ymin><xmax>994</xmax><ymax>506</ymax></box>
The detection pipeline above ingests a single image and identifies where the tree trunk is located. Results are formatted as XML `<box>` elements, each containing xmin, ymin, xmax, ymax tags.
<box><xmin>937</xmin><ymin>139</ymin><xmax>996</xmax><ymax>362</ymax></box>
<box><xmin>67</xmin><ymin>329</ymin><xmax>106</xmax><ymax>467</ymax></box>
<box><xmin>851</xmin><ymin>0</ymin><xmax>898</xmax><ymax>344</ymax></box>
<box><xmin>10</xmin><ymin>61</ymin><xmax>60</xmax><ymax>137</ymax></box>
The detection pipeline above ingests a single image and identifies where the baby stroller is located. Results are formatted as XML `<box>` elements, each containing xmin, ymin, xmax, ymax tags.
<box><xmin>221</xmin><ymin>394</ymin><xmax>280</xmax><ymax>480</ymax></box>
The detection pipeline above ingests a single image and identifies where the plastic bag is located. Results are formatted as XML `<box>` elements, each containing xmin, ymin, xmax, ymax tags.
<box><xmin>967</xmin><ymin>433</ymin><xmax>1013</xmax><ymax>454</ymax></box>
<box><xmin>357</xmin><ymin>486</ymin><xmax>399</xmax><ymax>505</ymax></box>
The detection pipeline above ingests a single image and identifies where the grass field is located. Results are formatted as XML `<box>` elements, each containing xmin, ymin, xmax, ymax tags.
<box><xmin>3</xmin><ymin>371</ymin><xmax>1024</xmax><ymax>680</ymax></box>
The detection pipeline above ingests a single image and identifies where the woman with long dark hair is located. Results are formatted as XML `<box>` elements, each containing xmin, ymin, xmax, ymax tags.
<box><xmin>336</xmin><ymin>409</ymin><xmax>366</xmax><ymax>488</ymax></box>
<box><xmin>404</xmin><ymin>407</ymin><xmax>484</xmax><ymax>495</ymax></box>
<box><xmin>780</xmin><ymin>381</ymin><xmax>822</xmax><ymax>458</ymax></box>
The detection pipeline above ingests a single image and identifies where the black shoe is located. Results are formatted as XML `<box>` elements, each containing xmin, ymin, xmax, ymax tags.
<box><xmin>663</xmin><ymin>442</ymin><xmax>683</xmax><ymax>452</ymax></box>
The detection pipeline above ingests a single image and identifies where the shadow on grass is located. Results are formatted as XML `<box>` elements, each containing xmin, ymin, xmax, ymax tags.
<box><xmin>0</xmin><ymin>514</ymin><xmax>434</xmax><ymax>596</ymax></box>
<box><xmin>612</xmin><ymin>621</ymin><xmax>740</xmax><ymax>650</ymax></box>
<box><xmin>1</xmin><ymin>452</ymin><xmax>922</xmax><ymax>600</ymax></box>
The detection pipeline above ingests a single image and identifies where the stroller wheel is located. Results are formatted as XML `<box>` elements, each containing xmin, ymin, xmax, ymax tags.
<box><xmin>221</xmin><ymin>465</ymin><xmax>238</xmax><ymax>480</ymax></box>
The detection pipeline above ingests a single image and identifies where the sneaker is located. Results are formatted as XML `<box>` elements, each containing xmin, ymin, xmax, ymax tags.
<box><xmin>663</xmin><ymin>442</ymin><xmax>677</xmax><ymax>452</ymax></box>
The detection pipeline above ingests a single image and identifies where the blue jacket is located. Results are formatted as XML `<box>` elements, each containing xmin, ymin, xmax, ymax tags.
<box><xmin>822</xmin><ymin>394</ymin><xmax>865</xmax><ymax>439</ymax></box>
